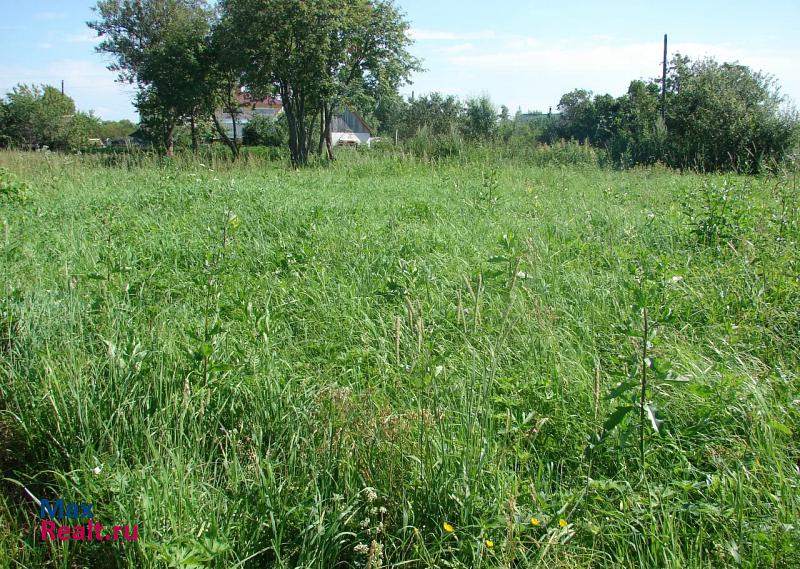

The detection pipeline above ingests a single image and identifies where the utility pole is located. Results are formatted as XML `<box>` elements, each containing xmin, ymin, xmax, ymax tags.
<box><xmin>661</xmin><ymin>34</ymin><xmax>667</xmax><ymax>121</ymax></box>
<box><xmin>61</xmin><ymin>80</ymin><xmax>65</xmax><ymax>96</ymax></box>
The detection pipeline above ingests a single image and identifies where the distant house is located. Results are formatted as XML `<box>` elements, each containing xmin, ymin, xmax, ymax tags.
<box><xmin>214</xmin><ymin>91</ymin><xmax>282</xmax><ymax>140</ymax></box>
<box><xmin>215</xmin><ymin>91</ymin><xmax>372</xmax><ymax>146</ymax></box>
<box><xmin>330</xmin><ymin>109</ymin><xmax>371</xmax><ymax>146</ymax></box>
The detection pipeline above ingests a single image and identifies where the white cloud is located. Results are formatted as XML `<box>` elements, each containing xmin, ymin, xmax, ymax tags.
<box><xmin>35</xmin><ymin>12</ymin><xmax>65</xmax><ymax>21</ymax></box>
<box><xmin>408</xmin><ymin>28</ymin><xmax>496</xmax><ymax>41</ymax></box>
<box><xmin>66</xmin><ymin>31</ymin><xmax>101</xmax><ymax>45</ymax></box>
<box><xmin>439</xmin><ymin>43</ymin><xmax>475</xmax><ymax>54</ymax></box>
<box><xmin>38</xmin><ymin>43</ymin><xmax>53</xmax><ymax>50</ymax></box>
<box><xmin>405</xmin><ymin>34</ymin><xmax>800</xmax><ymax>112</ymax></box>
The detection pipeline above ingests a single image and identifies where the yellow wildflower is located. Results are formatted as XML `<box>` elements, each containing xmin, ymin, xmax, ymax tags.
<box><xmin>530</xmin><ymin>517</ymin><xmax>540</xmax><ymax>526</ymax></box>
<box><xmin>485</xmin><ymin>539</ymin><xmax>494</xmax><ymax>549</ymax></box>
<box><xmin>443</xmin><ymin>522</ymin><xmax>454</xmax><ymax>533</ymax></box>
<box><xmin>559</xmin><ymin>518</ymin><xmax>568</xmax><ymax>528</ymax></box>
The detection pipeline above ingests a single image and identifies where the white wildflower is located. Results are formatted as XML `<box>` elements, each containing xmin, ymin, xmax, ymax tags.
<box><xmin>353</xmin><ymin>543</ymin><xmax>370</xmax><ymax>555</ymax></box>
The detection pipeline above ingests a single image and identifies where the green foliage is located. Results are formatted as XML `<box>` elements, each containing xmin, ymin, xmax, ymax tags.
<box><xmin>463</xmin><ymin>96</ymin><xmax>497</xmax><ymax>141</ymax></box>
<box><xmin>92</xmin><ymin>119</ymin><xmax>138</xmax><ymax>141</ymax></box>
<box><xmin>664</xmin><ymin>56</ymin><xmax>796</xmax><ymax>173</ymax></box>
<box><xmin>545</xmin><ymin>55</ymin><xmax>798</xmax><ymax>173</ymax></box>
<box><xmin>0</xmin><ymin>84</ymin><xmax>87</xmax><ymax>150</ymax></box>
<box><xmin>90</xmin><ymin>0</ymin><xmax>214</xmax><ymax>155</ymax></box>
<box><xmin>221</xmin><ymin>0</ymin><xmax>418</xmax><ymax>166</ymax></box>
<box><xmin>400</xmin><ymin>92</ymin><xmax>463</xmax><ymax>139</ymax></box>
<box><xmin>241</xmin><ymin>114</ymin><xmax>288</xmax><ymax>147</ymax></box>
<box><xmin>0</xmin><ymin>167</ymin><xmax>30</xmax><ymax>204</ymax></box>
<box><xmin>681</xmin><ymin>178</ymin><xmax>753</xmax><ymax>246</ymax></box>
<box><xmin>1</xmin><ymin>151</ymin><xmax>798</xmax><ymax>568</ymax></box>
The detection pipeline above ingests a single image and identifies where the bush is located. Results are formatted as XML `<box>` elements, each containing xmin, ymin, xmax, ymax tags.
<box><xmin>402</xmin><ymin>126</ymin><xmax>464</xmax><ymax>159</ymax></box>
<box><xmin>242</xmin><ymin>114</ymin><xmax>288</xmax><ymax>147</ymax></box>
<box><xmin>544</xmin><ymin>55</ymin><xmax>799</xmax><ymax>173</ymax></box>
<box><xmin>0</xmin><ymin>167</ymin><xmax>30</xmax><ymax>204</ymax></box>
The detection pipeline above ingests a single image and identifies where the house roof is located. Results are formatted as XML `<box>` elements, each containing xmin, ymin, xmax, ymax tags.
<box><xmin>236</xmin><ymin>91</ymin><xmax>281</xmax><ymax>107</ymax></box>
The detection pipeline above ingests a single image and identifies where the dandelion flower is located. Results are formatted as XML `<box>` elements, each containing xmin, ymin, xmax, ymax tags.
<box><xmin>485</xmin><ymin>539</ymin><xmax>494</xmax><ymax>549</ymax></box>
<box><xmin>443</xmin><ymin>522</ymin><xmax>454</xmax><ymax>533</ymax></box>
<box><xmin>530</xmin><ymin>517</ymin><xmax>540</xmax><ymax>526</ymax></box>
<box><xmin>559</xmin><ymin>519</ymin><xmax>568</xmax><ymax>528</ymax></box>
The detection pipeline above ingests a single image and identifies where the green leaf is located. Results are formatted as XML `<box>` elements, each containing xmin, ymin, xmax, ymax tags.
<box><xmin>768</xmin><ymin>420</ymin><xmax>792</xmax><ymax>436</ymax></box>
<box><xmin>606</xmin><ymin>382</ymin><xmax>637</xmax><ymax>400</ymax></box>
<box><xmin>603</xmin><ymin>406</ymin><xmax>634</xmax><ymax>432</ymax></box>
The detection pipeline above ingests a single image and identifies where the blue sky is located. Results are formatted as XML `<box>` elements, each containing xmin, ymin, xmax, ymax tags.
<box><xmin>1</xmin><ymin>0</ymin><xmax>798</xmax><ymax>121</ymax></box>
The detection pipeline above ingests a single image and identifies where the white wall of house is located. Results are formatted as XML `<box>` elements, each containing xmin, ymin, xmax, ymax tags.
<box><xmin>331</xmin><ymin>132</ymin><xmax>371</xmax><ymax>146</ymax></box>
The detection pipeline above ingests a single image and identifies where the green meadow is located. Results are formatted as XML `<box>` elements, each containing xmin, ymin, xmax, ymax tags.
<box><xmin>1</xmin><ymin>149</ymin><xmax>798</xmax><ymax>568</ymax></box>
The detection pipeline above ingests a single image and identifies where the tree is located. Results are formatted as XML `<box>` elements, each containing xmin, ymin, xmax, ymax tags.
<box><xmin>317</xmin><ymin>0</ymin><xmax>420</xmax><ymax>159</ymax></box>
<box><xmin>93</xmin><ymin>119</ymin><xmax>138</xmax><ymax>140</ymax></box>
<box><xmin>242</xmin><ymin>114</ymin><xmax>288</xmax><ymax>147</ymax></box>
<box><xmin>89</xmin><ymin>0</ymin><xmax>213</xmax><ymax>156</ymax></box>
<box><xmin>0</xmin><ymin>84</ymin><xmax>81</xmax><ymax>150</ymax></box>
<box><xmin>499</xmin><ymin>105</ymin><xmax>510</xmax><ymax>122</ymax></box>
<box><xmin>372</xmin><ymin>90</ymin><xmax>408</xmax><ymax>137</ymax></box>
<box><xmin>203</xmin><ymin>13</ymin><xmax>247</xmax><ymax>159</ymax></box>
<box><xmin>220</xmin><ymin>0</ymin><xmax>418</xmax><ymax>167</ymax></box>
<box><xmin>463</xmin><ymin>95</ymin><xmax>497</xmax><ymax>141</ymax></box>
<box><xmin>544</xmin><ymin>54</ymin><xmax>797</xmax><ymax>172</ymax></box>
<box><xmin>553</xmin><ymin>89</ymin><xmax>596</xmax><ymax>143</ymax></box>
<box><xmin>663</xmin><ymin>55</ymin><xmax>796</xmax><ymax>172</ymax></box>
<box><xmin>400</xmin><ymin>92</ymin><xmax>463</xmax><ymax>139</ymax></box>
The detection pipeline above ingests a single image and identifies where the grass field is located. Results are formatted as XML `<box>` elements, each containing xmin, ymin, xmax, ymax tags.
<box><xmin>1</xmin><ymin>148</ymin><xmax>798</xmax><ymax>568</ymax></box>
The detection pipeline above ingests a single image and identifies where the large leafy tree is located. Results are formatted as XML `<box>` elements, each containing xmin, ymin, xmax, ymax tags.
<box><xmin>663</xmin><ymin>55</ymin><xmax>796</xmax><ymax>172</ymax></box>
<box><xmin>220</xmin><ymin>0</ymin><xmax>418</xmax><ymax>167</ymax></box>
<box><xmin>399</xmin><ymin>92</ymin><xmax>463</xmax><ymax>139</ymax></box>
<box><xmin>545</xmin><ymin>55</ymin><xmax>797</xmax><ymax>172</ymax></box>
<box><xmin>317</xmin><ymin>0</ymin><xmax>420</xmax><ymax>159</ymax></box>
<box><xmin>463</xmin><ymin>95</ymin><xmax>497</xmax><ymax>141</ymax></box>
<box><xmin>89</xmin><ymin>0</ymin><xmax>212</xmax><ymax>155</ymax></box>
<box><xmin>0</xmin><ymin>84</ymin><xmax>91</xmax><ymax>151</ymax></box>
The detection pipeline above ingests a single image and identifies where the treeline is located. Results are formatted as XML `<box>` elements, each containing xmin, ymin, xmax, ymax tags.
<box><xmin>372</xmin><ymin>55</ymin><xmax>797</xmax><ymax>173</ymax></box>
<box><xmin>0</xmin><ymin>85</ymin><xmax>135</xmax><ymax>151</ymax></box>
<box><xmin>84</xmin><ymin>0</ymin><xmax>419</xmax><ymax>166</ymax></box>
<box><xmin>542</xmin><ymin>55</ymin><xmax>798</xmax><ymax>173</ymax></box>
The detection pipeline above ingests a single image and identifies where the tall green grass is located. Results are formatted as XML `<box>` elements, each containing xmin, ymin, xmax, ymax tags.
<box><xmin>1</xmin><ymin>150</ymin><xmax>798</xmax><ymax>568</ymax></box>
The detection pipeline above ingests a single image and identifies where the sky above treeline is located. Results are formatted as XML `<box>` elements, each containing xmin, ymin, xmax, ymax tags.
<box><xmin>0</xmin><ymin>0</ymin><xmax>798</xmax><ymax>121</ymax></box>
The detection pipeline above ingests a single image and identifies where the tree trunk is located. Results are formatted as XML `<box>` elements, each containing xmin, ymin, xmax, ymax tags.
<box><xmin>165</xmin><ymin>124</ymin><xmax>174</xmax><ymax>157</ymax></box>
<box><xmin>324</xmin><ymin>104</ymin><xmax>335</xmax><ymax>161</ymax></box>
<box><xmin>190</xmin><ymin>113</ymin><xmax>199</xmax><ymax>154</ymax></box>
<box><xmin>231</xmin><ymin>111</ymin><xmax>238</xmax><ymax>147</ymax></box>
<box><xmin>317</xmin><ymin>106</ymin><xmax>325</xmax><ymax>155</ymax></box>
<box><xmin>211</xmin><ymin>113</ymin><xmax>239</xmax><ymax>159</ymax></box>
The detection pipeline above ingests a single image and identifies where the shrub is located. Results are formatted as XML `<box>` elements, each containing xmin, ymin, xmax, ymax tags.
<box><xmin>242</xmin><ymin>114</ymin><xmax>288</xmax><ymax>147</ymax></box>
